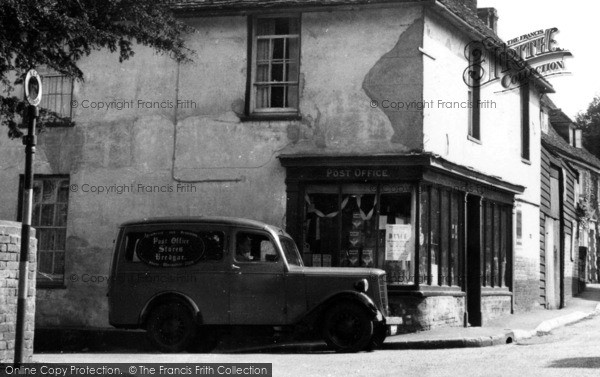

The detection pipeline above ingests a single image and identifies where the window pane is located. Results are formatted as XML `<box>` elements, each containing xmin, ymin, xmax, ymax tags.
<box><xmin>493</xmin><ymin>205</ymin><xmax>500</xmax><ymax>287</ymax></box>
<box><xmin>440</xmin><ymin>190</ymin><xmax>450</xmax><ymax>286</ymax></box>
<box><xmin>256</xmin><ymin>18</ymin><xmax>275</xmax><ymax>36</ymax></box>
<box><xmin>236</xmin><ymin>232</ymin><xmax>277</xmax><ymax>263</ymax></box>
<box><xmin>501</xmin><ymin>208</ymin><xmax>509</xmax><ymax>287</ymax></box>
<box><xmin>33</xmin><ymin>180</ymin><xmax>42</xmax><ymax>203</ymax></box>
<box><xmin>341</xmin><ymin>191</ymin><xmax>377</xmax><ymax>268</ymax></box>
<box><xmin>53</xmin><ymin>252</ymin><xmax>65</xmax><ymax>275</ymax></box>
<box><xmin>271</xmin><ymin>86</ymin><xmax>284</xmax><ymax>108</ymax></box>
<box><xmin>286</xmin><ymin>85</ymin><xmax>299</xmax><ymax>109</ymax></box>
<box><xmin>256</xmin><ymin>63</ymin><xmax>270</xmax><ymax>82</ymax></box>
<box><xmin>286</xmin><ymin>63</ymin><xmax>299</xmax><ymax>82</ymax></box>
<box><xmin>451</xmin><ymin>192</ymin><xmax>460</xmax><ymax>286</ymax></box>
<box><xmin>42</xmin><ymin>180</ymin><xmax>56</xmax><ymax>202</ymax></box>
<box><xmin>57</xmin><ymin>180</ymin><xmax>69</xmax><ymax>203</ymax></box>
<box><xmin>55</xmin><ymin>204</ymin><xmax>68</xmax><ymax>226</ymax></box>
<box><xmin>380</xmin><ymin>191</ymin><xmax>414</xmax><ymax>285</ymax></box>
<box><xmin>273</xmin><ymin>39</ymin><xmax>285</xmax><ymax>60</ymax></box>
<box><xmin>32</xmin><ymin>204</ymin><xmax>41</xmax><ymax>227</ymax></box>
<box><xmin>271</xmin><ymin>63</ymin><xmax>284</xmax><ymax>82</ymax></box>
<box><xmin>38</xmin><ymin>251</ymin><xmax>53</xmax><ymax>274</ymax></box>
<box><xmin>256</xmin><ymin>39</ymin><xmax>271</xmax><ymax>61</ymax></box>
<box><xmin>484</xmin><ymin>202</ymin><xmax>492</xmax><ymax>286</ymax></box>
<box><xmin>274</xmin><ymin>18</ymin><xmax>291</xmax><ymax>34</ymax></box>
<box><xmin>41</xmin><ymin>204</ymin><xmax>55</xmax><ymax>226</ymax></box>
<box><xmin>55</xmin><ymin>228</ymin><xmax>67</xmax><ymax>250</ymax></box>
<box><xmin>256</xmin><ymin>86</ymin><xmax>269</xmax><ymax>108</ymax></box>
<box><xmin>287</xmin><ymin>38</ymin><xmax>299</xmax><ymax>61</ymax></box>
<box><xmin>304</xmin><ymin>193</ymin><xmax>339</xmax><ymax>267</ymax></box>
<box><xmin>420</xmin><ymin>186</ymin><xmax>430</xmax><ymax>285</ymax></box>
<box><xmin>430</xmin><ymin>187</ymin><xmax>440</xmax><ymax>286</ymax></box>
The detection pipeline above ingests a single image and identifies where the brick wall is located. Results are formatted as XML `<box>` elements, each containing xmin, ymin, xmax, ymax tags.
<box><xmin>0</xmin><ymin>221</ymin><xmax>37</xmax><ymax>364</ymax></box>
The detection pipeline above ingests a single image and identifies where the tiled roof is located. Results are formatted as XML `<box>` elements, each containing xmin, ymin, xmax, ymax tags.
<box><xmin>543</xmin><ymin>120</ymin><xmax>600</xmax><ymax>171</ymax></box>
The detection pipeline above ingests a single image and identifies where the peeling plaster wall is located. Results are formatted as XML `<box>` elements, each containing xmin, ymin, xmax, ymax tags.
<box><xmin>0</xmin><ymin>5</ymin><xmax>427</xmax><ymax>328</ymax></box>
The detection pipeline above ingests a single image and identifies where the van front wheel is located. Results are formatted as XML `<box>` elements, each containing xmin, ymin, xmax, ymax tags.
<box><xmin>147</xmin><ymin>303</ymin><xmax>197</xmax><ymax>353</ymax></box>
<box><xmin>322</xmin><ymin>302</ymin><xmax>374</xmax><ymax>352</ymax></box>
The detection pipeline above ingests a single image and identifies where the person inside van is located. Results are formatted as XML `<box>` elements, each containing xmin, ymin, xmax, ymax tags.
<box><xmin>237</xmin><ymin>235</ymin><xmax>254</xmax><ymax>261</ymax></box>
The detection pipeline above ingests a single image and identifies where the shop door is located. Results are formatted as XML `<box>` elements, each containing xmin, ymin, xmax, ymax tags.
<box><xmin>466</xmin><ymin>195</ymin><xmax>482</xmax><ymax>326</ymax></box>
<box><xmin>547</xmin><ymin>169</ymin><xmax>562</xmax><ymax>308</ymax></box>
<box><xmin>545</xmin><ymin>217</ymin><xmax>557</xmax><ymax>309</ymax></box>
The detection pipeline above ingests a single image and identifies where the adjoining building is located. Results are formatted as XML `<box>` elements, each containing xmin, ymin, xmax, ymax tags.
<box><xmin>540</xmin><ymin>96</ymin><xmax>600</xmax><ymax>310</ymax></box>
<box><xmin>0</xmin><ymin>0</ymin><xmax>552</xmax><ymax>333</ymax></box>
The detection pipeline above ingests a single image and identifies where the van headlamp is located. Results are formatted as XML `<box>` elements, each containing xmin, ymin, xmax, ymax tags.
<box><xmin>354</xmin><ymin>278</ymin><xmax>369</xmax><ymax>293</ymax></box>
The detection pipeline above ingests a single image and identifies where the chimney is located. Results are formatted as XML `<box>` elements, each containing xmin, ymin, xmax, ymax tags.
<box><xmin>477</xmin><ymin>7</ymin><xmax>499</xmax><ymax>33</ymax></box>
<box><xmin>463</xmin><ymin>0</ymin><xmax>478</xmax><ymax>11</ymax></box>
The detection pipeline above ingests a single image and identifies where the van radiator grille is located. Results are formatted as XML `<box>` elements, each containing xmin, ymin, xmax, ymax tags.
<box><xmin>379</xmin><ymin>274</ymin><xmax>388</xmax><ymax>315</ymax></box>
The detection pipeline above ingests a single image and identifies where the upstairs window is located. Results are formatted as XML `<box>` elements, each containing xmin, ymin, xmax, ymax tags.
<box><xmin>520</xmin><ymin>83</ymin><xmax>530</xmax><ymax>161</ymax></box>
<box><xmin>249</xmin><ymin>15</ymin><xmax>300</xmax><ymax>115</ymax></box>
<box><xmin>40</xmin><ymin>74</ymin><xmax>73</xmax><ymax>118</ymax></box>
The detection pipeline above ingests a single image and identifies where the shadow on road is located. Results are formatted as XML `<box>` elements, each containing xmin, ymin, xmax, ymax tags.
<box><xmin>548</xmin><ymin>357</ymin><xmax>600</xmax><ymax>369</ymax></box>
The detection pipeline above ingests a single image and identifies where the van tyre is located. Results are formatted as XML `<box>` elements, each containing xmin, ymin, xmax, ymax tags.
<box><xmin>322</xmin><ymin>302</ymin><xmax>374</xmax><ymax>352</ymax></box>
<box><xmin>147</xmin><ymin>303</ymin><xmax>197</xmax><ymax>353</ymax></box>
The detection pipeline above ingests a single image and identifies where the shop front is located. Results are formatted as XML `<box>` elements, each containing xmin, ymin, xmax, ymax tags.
<box><xmin>280</xmin><ymin>154</ymin><xmax>523</xmax><ymax>332</ymax></box>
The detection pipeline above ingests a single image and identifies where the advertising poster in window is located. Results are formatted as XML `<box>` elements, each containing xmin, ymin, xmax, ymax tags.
<box><xmin>385</xmin><ymin>224</ymin><xmax>413</xmax><ymax>261</ymax></box>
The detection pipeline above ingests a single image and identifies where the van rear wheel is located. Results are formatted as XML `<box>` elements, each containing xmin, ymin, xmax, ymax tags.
<box><xmin>322</xmin><ymin>302</ymin><xmax>374</xmax><ymax>352</ymax></box>
<box><xmin>147</xmin><ymin>303</ymin><xmax>197</xmax><ymax>353</ymax></box>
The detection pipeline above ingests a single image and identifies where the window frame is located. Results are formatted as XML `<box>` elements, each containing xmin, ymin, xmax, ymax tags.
<box><xmin>520</xmin><ymin>83</ymin><xmax>530</xmax><ymax>162</ymax></box>
<box><xmin>35</xmin><ymin>68</ymin><xmax>74</xmax><ymax>119</ymax></box>
<box><xmin>18</xmin><ymin>174</ymin><xmax>70</xmax><ymax>288</ymax></box>
<box><xmin>246</xmin><ymin>13</ymin><xmax>301</xmax><ymax>118</ymax></box>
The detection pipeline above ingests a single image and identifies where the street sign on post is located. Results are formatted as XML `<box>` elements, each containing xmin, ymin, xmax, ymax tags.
<box><xmin>14</xmin><ymin>69</ymin><xmax>42</xmax><ymax>365</ymax></box>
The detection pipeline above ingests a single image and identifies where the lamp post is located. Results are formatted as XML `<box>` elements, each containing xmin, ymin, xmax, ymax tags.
<box><xmin>14</xmin><ymin>69</ymin><xmax>42</xmax><ymax>365</ymax></box>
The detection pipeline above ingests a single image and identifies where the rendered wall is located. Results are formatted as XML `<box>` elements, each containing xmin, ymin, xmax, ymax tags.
<box><xmin>0</xmin><ymin>5</ymin><xmax>425</xmax><ymax>328</ymax></box>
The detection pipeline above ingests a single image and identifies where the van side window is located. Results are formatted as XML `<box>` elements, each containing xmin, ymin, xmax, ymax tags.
<box><xmin>124</xmin><ymin>230</ymin><xmax>224</xmax><ymax>266</ymax></box>
<box><xmin>235</xmin><ymin>232</ymin><xmax>278</xmax><ymax>262</ymax></box>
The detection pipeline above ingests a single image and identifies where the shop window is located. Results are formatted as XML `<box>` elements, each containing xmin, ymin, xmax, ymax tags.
<box><xmin>482</xmin><ymin>200</ymin><xmax>510</xmax><ymax>288</ymax></box>
<box><xmin>304</xmin><ymin>186</ymin><xmax>339</xmax><ymax>267</ymax></box>
<box><xmin>379</xmin><ymin>189</ymin><xmax>414</xmax><ymax>285</ymax></box>
<box><xmin>302</xmin><ymin>183</ymin><xmax>416</xmax><ymax>286</ymax></box>
<box><xmin>249</xmin><ymin>15</ymin><xmax>300</xmax><ymax>115</ymax></box>
<box><xmin>341</xmin><ymin>185</ymin><xmax>377</xmax><ymax>268</ymax></box>
<box><xmin>420</xmin><ymin>186</ymin><xmax>463</xmax><ymax>287</ymax></box>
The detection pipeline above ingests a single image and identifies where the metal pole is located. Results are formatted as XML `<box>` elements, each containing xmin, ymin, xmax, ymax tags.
<box><xmin>14</xmin><ymin>105</ymin><xmax>37</xmax><ymax>366</ymax></box>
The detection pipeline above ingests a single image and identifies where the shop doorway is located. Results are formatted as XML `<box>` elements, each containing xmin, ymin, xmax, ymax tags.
<box><xmin>466</xmin><ymin>195</ymin><xmax>482</xmax><ymax>326</ymax></box>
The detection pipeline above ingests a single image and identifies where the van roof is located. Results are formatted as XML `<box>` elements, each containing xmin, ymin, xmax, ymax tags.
<box><xmin>119</xmin><ymin>216</ymin><xmax>286</xmax><ymax>234</ymax></box>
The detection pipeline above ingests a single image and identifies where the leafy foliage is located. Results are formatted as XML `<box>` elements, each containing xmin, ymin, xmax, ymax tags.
<box><xmin>576</xmin><ymin>96</ymin><xmax>600</xmax><ymax>159</ymax></box>
<box><xmin>0</xmin><ymin>0</ymin><xmax>193</xmax><ymax>136</ymax></box>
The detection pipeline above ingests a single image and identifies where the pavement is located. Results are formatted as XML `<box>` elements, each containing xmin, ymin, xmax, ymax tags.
<box><xmin>32</xmin><ymin>284</ymin><xmax>600</xmax><ymax>356</ymax></box>
<box><xmin>381</xmin><ymin>283</ymin><xmax>600</xmax><ymax>350</ymax></box>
